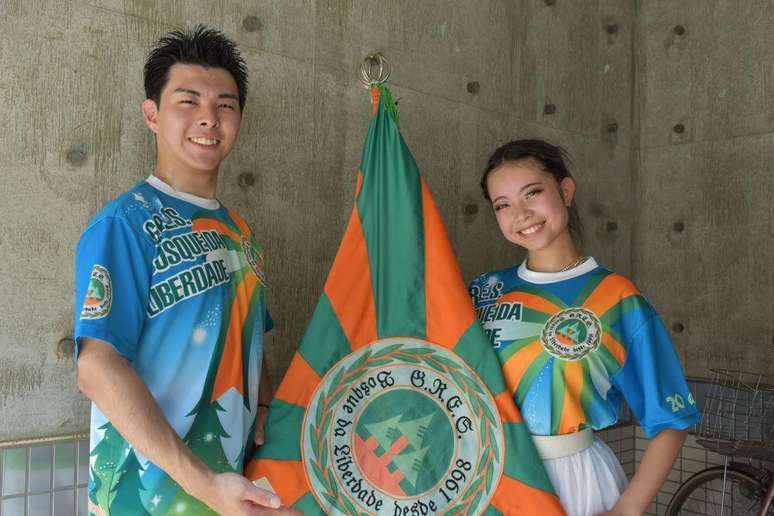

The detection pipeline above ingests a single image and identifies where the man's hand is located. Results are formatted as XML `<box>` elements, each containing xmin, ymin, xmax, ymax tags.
<box><xmin>196</xmin><ymin>472</ymin><xmax>300</xmax><ymax>515</ymax></box>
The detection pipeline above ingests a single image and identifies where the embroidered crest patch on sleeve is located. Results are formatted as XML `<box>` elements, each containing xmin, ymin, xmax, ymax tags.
<box><xmin>81</xmin><ymin>264</ymin><xmax>112</xmax><ymax>319</ymax></box>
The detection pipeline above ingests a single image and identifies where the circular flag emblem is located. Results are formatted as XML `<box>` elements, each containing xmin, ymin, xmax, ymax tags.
<box><xmin>240</xmin><ymin>235</ymin><xmax>265</xmax><ymax>285</ymax></box>
<box><xmin>541</xmin><ymin>307</ymin><xmax>602</xmax><ymax>361</ymax></box>
<box><xmin>81</xmin><ymin>265</ymin><xmax>112</xmax><ymax>319</ymax></box>
<box><xmin>302</xmin><ymin>338</ymin><xmax>504</xmax><ymax>515</ymax></box>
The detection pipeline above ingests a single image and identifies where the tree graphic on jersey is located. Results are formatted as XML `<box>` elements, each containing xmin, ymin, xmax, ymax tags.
<box><xmin>90</xmin><ymin>422</ymin><xmax>128</xmax><ymax>512</ymax></box>
<box><xmin>109</xmin><ymin>449</ymin><xmax>150</xmax><ymax>516</ymax></box>
<box><xmin>163</xmin><ymin>403</ymin><xmax>233</xmax><ymax>515</ymax></box>
<box><xmin>89</xmin><ymin>466</ymin><xmax>101</xmax><ymax>505</ymax></box>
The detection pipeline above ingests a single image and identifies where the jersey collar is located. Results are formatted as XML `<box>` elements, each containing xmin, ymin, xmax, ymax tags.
<box><xmin>517</xmin><ymin>257</ymin><xmax>599</xmax><ymax>284</ymax></box>
<box><xmin>146</xmin><ymin>175</ymin><xmax>220</xmax><ymax>210</ymax></box>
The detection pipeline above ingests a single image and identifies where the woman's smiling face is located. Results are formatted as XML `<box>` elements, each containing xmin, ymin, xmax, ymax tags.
<box><xmin>486</xmin><ymin>158</ymin><xmax>576</xmax><ymax>254</ymax></box>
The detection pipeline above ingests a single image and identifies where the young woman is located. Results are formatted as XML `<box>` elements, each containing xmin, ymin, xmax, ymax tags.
<box><xmin>469</xmin><ymin>139</ymin><xmax>699</xmax><ymax>516</ymax></box>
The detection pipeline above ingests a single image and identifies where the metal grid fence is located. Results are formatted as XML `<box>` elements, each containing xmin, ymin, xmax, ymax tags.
<box><xmin>0</xmin><ymin>436</ymin><xmax>89</xmax><ymax>516</ymax></box>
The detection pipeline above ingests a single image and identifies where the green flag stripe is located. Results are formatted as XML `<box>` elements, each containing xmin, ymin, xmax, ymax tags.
<box><xmin>357</xmin><ymin>93</ymin><xmax>426</xmax><ymax>339</ymax></box>
<box><xmin>298</xmin><ymin>295</ymin><xmax>352</xmax><ymax>378</ymax></box>
<box><xmin>483</xmin><ymin>506</ymin><xmax>504</xmax><ymax>516</ymax></box>
<box><xmin>501</xmin><ymin>422</ymin><xmax>555</xmax><ymax>493</ymax></box>
<box><xmin>292</xmin><ymin>492</ymin><xmax>324</xmax><ymax>514</ymax></box>
<box><xmin>255</xmin><ymin>400</ymin><xmax>305</xmax><ymax>461</ymax></box>
<box><xmin>453</xmin><ymin>323</ymin><xmax>507</xmax><ymax>394</ymax></box>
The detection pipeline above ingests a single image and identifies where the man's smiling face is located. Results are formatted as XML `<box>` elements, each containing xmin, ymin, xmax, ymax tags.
<box><xmin>143</xmin><ymin>63</ymin><xmax>242</xmax><ymax>178</ymax></box>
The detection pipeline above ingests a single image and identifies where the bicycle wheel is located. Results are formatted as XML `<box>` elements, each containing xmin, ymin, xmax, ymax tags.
<box><xmin>666</xmin><ymin>464</ymin><xmax>770</xmax><ymax>516</ymax></box>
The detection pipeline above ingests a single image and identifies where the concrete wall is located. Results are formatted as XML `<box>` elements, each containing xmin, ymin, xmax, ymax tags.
<box><xmin>0</xmin><ymin>0</ymin><xmax>636</xmax><ymax>441</ymax></box>
<box><xmin>634</xmin><ymin>0</ymin><xmax>774</xmax><ymax>378</ymax></box>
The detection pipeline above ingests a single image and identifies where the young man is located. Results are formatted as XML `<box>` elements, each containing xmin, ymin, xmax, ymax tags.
<box><xmin>74</xmin><ymin>26</ymin><xmax>298</xmax><ymax>515</ymax></box>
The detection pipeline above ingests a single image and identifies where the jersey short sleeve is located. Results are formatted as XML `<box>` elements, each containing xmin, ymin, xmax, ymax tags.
<box><xmin>74</xmin><ymin>216</ymin><xmax>154</xmax><ymax>361</ymax></box>
<box><xmin>611</xmin><ymin>313</ymin><xmax>700</xmax><ymax>438</ymax></box>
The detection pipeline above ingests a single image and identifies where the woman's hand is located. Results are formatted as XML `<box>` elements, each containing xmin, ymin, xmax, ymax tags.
<box><xmin>598</xmin><ymin>428</ymin><xmax>688</xmax><ymax>516</ymax></box>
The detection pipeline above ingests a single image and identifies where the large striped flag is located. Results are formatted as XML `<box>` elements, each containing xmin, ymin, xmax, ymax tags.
<box><xmin>245</xmin><ymin>85</ymin><xmax>564</xmax><ymax>515</ymax></box>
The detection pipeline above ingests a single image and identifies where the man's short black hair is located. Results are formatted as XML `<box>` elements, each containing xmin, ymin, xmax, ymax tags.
<box><xmin>144</xmin><ymin>25</ymin><xmax>248</xmax><ymax>110</ymax></box>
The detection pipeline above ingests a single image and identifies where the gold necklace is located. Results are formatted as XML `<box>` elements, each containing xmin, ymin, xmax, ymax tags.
<box><xmin>559</xmin><ymin>256</ymin><xmax>588</xmax><ymax>272</ymax></box>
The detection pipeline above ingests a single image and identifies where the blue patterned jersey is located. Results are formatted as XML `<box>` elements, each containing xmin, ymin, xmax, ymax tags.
<box><xmin>469</xmin><ymin>258</ymin><xmax>699</xmax><ymax>437</ymax></box>
<box><xmin>74</xmin><ymin>176</ymin><xmax>268</xmax><ymax>515</ymax></box>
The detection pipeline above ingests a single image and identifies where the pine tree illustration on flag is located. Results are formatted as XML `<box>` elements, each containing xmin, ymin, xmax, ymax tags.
<box><xmin>246</xmin><ymin>85</ymin><xmax>565</xmax><ymax>515</ymax></box>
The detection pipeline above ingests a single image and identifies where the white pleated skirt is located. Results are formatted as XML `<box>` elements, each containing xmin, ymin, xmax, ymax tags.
<box><xmin>540</xmin><ymin>437</ymin><xmax>629</xmax><ymax>516</ymax></box>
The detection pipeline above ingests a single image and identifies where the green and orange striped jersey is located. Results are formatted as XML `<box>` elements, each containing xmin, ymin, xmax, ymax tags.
<box><xmin>245</xmin><ymin>86</ymin><xmax>564</xmax><ymax>515</ymax></box>
<box><xmin>469</xmin><ymin>259</ymin><xmax>700</xmax><ymax>438</ymax></box>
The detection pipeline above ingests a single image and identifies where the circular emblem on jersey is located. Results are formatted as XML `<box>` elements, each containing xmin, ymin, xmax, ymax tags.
<box><xmin>81</xmin><ymin>265</ymin><xmax>112</xmax><ymax>319</ymax></box>
<box><xmin>541</xmin><ymin>307</ymin><xmax>602</xmax><ymax>361</ymax></box>
<box><xmin>302</xmin><ymin>338</ymin><xmax>503</xmax><ymax>515</ymax></box>
<box><xmin>240</xmin><ymin>235</ymin><xmax>265</xmax><ymax>284</ymax></box>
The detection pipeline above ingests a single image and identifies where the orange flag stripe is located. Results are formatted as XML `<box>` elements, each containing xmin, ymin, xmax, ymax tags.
<box><xmin>490</xmin><ymin>474</ymin><xmax>565</xmax><ymax>514</ymax></box>
<box><xmin>494</xmin><ymin>390</ymin><xmax>524</xmax><ymax>424</ymax></box>
<box><xmin>226</xmin><ymin>208</ymin><xmax>252</xmax><ymax>236</ymax></box>
<box><xmin>501</xmin><ymin>340</ymin><xmax>544</xmax><ymax>396</ymax></box>
<box><xmin>243</xmin><ymin>459</ymin><xmax>308</xmax><ymax>507</ymax></box>
<box><xmin>500</xmin><ymin>291</ymin><xmax>562</xmax><ymax>316</ymax></box>
<box><xmin>192</xmin><ymin>218</ymin><xmax>242</xmax><ymax>244</ymax></box>
<box><xmin>421</xmin><ymin>180</ymin><xmax>474</xmax><ymax>349</ymax></box>
<box><xmin>602</xmin><ymin>332</ymin><xmax>627</xmax><ymax>366</ymax></box>
<box><xmin>211</xmin><ymin>273</ymin><xmax>258</xmax><ymax>402</ymax></box>
<box><xmin>355</xmin><ymin>171</ymin><xmax>364</xmax><ymax>197</ymax></box>
<box><xmin>582</xmin><ymin>274</ymin><xmax>639</xmax><ymax>316</ymax></box>
<box><xmin>559</xmin><ymin>361</ymin><xmax>586</xmax><ymax>434</ymax></box>
<box><xmin>323</xmin><ymin>204</ymin><xmax>378</xmax><ymax>350</ymax></box>
<box><xmin>274</xmin><ymin>353</ymin><xmax>322</xmax><ymax>407</ymax></box>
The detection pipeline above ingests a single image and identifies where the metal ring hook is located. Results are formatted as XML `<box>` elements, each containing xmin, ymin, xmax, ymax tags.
<box><xmin>359</xmin><ymin>53</ymin><xmax>390</xmax><ymax>88</ymax></box>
